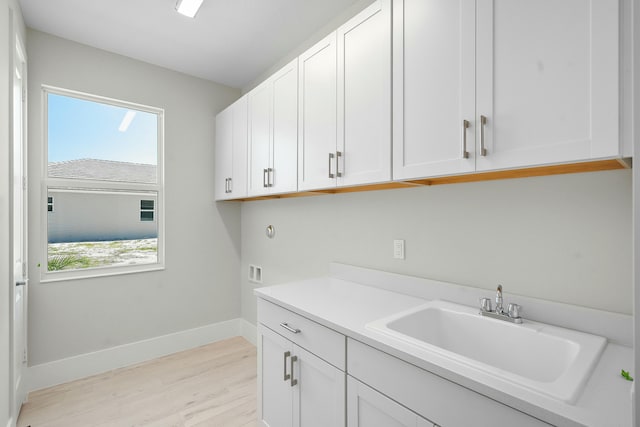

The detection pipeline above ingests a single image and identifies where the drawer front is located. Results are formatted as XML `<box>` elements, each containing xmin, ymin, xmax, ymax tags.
<box><xmin>347</xmin><ymin>338</ymin><xmax>551</xmax><ymax>427</ymax></box>
<box><xmin>258</xmin><ymin>298</ymin><xmax>346</xmax><ymax>370</ymax></box>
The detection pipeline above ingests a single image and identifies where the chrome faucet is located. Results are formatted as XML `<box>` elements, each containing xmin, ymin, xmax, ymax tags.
<box><xmin>495</xmin><ymin>284</ymin><xmax>504</xmax><ymax>314</ymax></box>
<box><xmin>479</xmin><ymin>285</ymin><xmax>523</xmax><ymax>324</ymax></box>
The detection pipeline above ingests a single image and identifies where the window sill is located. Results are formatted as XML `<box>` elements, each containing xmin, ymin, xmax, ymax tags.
<box><xmin>40</xmin><ymin>263</ymin><xmax>165</xmax><ymax>283</ymax></box>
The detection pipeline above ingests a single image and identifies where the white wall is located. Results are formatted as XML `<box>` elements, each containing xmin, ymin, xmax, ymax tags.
<box><xmin>26</xmin><ymin>30</ymin><xmax>242</xmax><ymax>365</ymax></box>
<box><xmin>47</xmin><ymin>191</ymin><xmax>157</xmax><ymax>243</ymax></box>
<box><xmin>241</xmin><ymin>170</ymin><xmax>632</xmax><ymax>325</ymax></box>
<box><xmin>2</xmin><ymin>1</ymin><xmax>26</xmax><ymax>424</ymax></box>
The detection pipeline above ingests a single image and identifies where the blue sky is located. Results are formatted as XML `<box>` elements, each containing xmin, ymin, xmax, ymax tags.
<box><xmin>48</xmin><ymin>93</ymin><xmax>158</xmax><ymax>165</ymax></box>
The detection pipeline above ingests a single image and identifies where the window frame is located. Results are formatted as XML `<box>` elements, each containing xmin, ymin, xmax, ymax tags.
<box><xmin>41</xmin><ymin>85</ymin><xmax>165</xmax><ymax>282</ymax></box>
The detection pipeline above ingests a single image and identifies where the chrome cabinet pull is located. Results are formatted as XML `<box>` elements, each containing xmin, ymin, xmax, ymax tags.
<box><xmin>328</xmin><ymin>153</ymin><xmax>335</xmax><ymax>178</ymax></box>
<box><xmin>279</xmin><ymin>322</ymin><xmax>300</xmax><ymax>334</ymax></box>
<box><xmin>462</xmin><ymin>120</ymin><xmax>470</xmax><ymax>159</ymax></box>
<box><xmin>263</xmin><ymin>168</ymin><xmax>268</xmax><ymax>188</ymax></box>
<box><xmin>268</xmin><ymin>168</ymin><xmax>274</xmax><ymax>187</ymax></box>
<box><xmin>283</xmin><ymin>351</ymin><xmax>291</xmax><ymax>381</ymax></box>
<box><xmin>227</xmin><ymin>177</ymin><xmax>232</xmax><ymax>193</ymax></box>
<box><xmin>480</xmin><ymin>115</ymin><xmax>488</xmax><ymax>156</ymax></box>
<box><xmin>290</xmin><ymin>355</ymin><xmax>298</xmax><ymax>386</ymax></box>
<box><xmin>336</xmin><ymin>151</ymin><xmax>343</xmax><ymax>177</ymax></box>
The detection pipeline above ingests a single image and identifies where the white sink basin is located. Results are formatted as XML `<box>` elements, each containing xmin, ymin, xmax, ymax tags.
<box><xmin>366</xmin><ymin>300</ymin><xmax>606</xmax><ymax>404</ymax></box>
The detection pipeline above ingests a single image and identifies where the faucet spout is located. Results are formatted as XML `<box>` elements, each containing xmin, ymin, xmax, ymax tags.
<box><xmin>495</xmin><ymin>285</ymin><xmax>504</xmax><ymax>314</ymax></box>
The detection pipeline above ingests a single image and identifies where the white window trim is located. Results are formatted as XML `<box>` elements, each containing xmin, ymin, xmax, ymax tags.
<box><xmin>41</xmin><ymin>85</ymin><xmax>165</xmax><ymax>282</ymax></box>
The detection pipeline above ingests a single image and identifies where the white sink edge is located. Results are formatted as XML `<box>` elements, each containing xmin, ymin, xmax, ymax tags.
<box><xmin>365</xmin><ymin>299</ymin><xmax>608</xmax><ymax>404</ymax></box>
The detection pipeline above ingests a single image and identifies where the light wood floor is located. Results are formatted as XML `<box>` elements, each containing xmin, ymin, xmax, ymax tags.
<box><xmin>17</xmin><ymin>336</ymin><xmax>257</xmax><ymax>427</ymax></box>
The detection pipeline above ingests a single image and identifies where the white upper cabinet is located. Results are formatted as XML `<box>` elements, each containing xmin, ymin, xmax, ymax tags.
<box><xmin>298</xmin><ymin>33</ymin><xmax>338</xmax><ymax>191</ymax></box>
<box><xmin>475</xmin><ymin>0</ymin><xmax>619</xmax><ymax>171</ymax></box>
<box><xmin>394</xmin><ymin>0</ymin><xmax>620</xmax><ymax>180</ymax></box>
<box><xmin>248</xmin><ymin>59</ymin><xmax>299</xmax><ymax>197</ymax></box>
<box><xmin>215</xmin><ymin>96</ymin><xmax>248</xmax><ymax>200</ymax></box>
<box><xmin>337</xmin><ymin>0</ymin><xmax>391</xmax><ymax>187</ymax></box>
<box><xmin>393</xmin><ymin>0</ymin><xmax>476</xmax><ymax>180</ymax></box>
<box><xmin>298</xmin><ymin>0</ymin><xmax>391</xmax><ymax>191</ymax></box>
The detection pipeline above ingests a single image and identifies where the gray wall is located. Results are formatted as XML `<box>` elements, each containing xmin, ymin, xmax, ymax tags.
<box><xmin>27</xmin><ymin>30</ymin><xmax>242</xmax><ymax>365</ymax></box>
<box><xmin>241</xmin><ymin>170</ymin><xmax>632</xmax><ymax>325</ymax></box>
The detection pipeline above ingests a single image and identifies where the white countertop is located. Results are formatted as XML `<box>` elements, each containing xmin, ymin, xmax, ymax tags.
<box><xmin>255</xmin><ymin>275</ymin><xmax>633</xmax><ymax>427</ymax></box>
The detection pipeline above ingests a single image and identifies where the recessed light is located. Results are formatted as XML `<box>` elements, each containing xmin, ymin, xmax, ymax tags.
<box><xmin>176</xmin><ymin>0</ymin><xmax>204</xmax><ymax>18</ymax></box>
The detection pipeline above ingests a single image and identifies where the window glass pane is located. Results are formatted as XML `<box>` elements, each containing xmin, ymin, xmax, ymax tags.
<box><xmin>47</xmin><ymin>93</ymin><xmax>158</xmax><ymax>184</ymax></box>
<box><xmin>47</xmin><ymin>189</ymin><xmax>158</xmax><ymax>272</ymax></box>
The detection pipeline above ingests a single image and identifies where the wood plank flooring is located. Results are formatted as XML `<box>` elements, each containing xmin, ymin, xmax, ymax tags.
<box><xmin>17</xmin><ymin>336</ymin><xmax>257</xmax><ymax>427</ymax></box>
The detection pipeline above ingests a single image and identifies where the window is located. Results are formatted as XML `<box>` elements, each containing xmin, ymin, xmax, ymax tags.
<box><xmin>140</xmin><ymin>199</ymin><xmax>155</xmax><ymax>222</ymax></box>
<box><xmin>43</xmin><ymin>86</ymin><xmax>164</xmax><ymax>281</ymax></box>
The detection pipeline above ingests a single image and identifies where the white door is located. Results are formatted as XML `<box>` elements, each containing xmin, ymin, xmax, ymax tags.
<box><xmin>270</xmin><ymin>59</ymin><xmax>298</xmax><ymax>195</ymax></box>
<box><xmin>11</xmin><ymin>35</ymin><xmax>28</xmax><ymax>418</ymax></box>
<box><xmin>215</xmin><ymin>103</ymin><xmax>233</xmax><ymax>200</ymax></box>
<box><xmin>392</xmin><ymin>0</ymin><xmax>476</xmax><ymax>180</ymax></box>
<box><xmin>293</xmin><ymin>345</ymin><xmax>345</xmax><ymax>427</ymax></box>
<box><xmin>347</xmin><ymin>377</ymin><xmax>433</xmax><ymax>427</ymax></box>
<box><xmin>248</xmin><ymin>81</ymin><xmax>272</xmax><ymax>197</ymax></box>
<box><xmin>230</xmin><ymin>96</ymin><xmax>248</xmax><ymax>199</ymax></box>
<box><xmin>475</xmin><ymin>0</ymin><xmax>619</xmax><ymax>171</ymax></box>
<box><xmin>337</xmin><ymin>0</ymin><xmax>391</xmax><ymax>187</ymax></box>
<box><xmin>298</xmin><ymin>33</ymin><xmax>338</xmax><ymax>191</ymax></box>
<box><xmin>258</xmin><ymin>325</ymin><xmax>293</xmax><ymax>427</ymax></box>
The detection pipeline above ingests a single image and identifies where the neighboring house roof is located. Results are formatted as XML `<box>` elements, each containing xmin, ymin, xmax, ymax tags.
<box><xmin>48</xmin><ymin>159</ymin><xmax>157</xmax><ymax>184</ymax></box>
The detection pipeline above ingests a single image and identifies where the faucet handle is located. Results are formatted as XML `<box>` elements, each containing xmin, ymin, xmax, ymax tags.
<box><xmin>508</xmin><ymin>303</ymin><xmax>522</xmax><ymax>319</ymax></box>
<box><xmin>480</xmin><ymin>298</ymin><xmax>492</xmax><ymax>312</ymax></box>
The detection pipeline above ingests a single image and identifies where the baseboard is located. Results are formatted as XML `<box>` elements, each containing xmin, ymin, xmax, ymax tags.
<box><xmin>28</xmin><ymin>318</ymin><xmax>244</xmax><ymax>393</ymax></box>
<box><xmin>240</xmin><ymin>319</ymin><xmax>257</xmax><ymax>345</ymax></box>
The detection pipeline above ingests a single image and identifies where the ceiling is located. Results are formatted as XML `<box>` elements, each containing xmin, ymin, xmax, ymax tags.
<box><xmin>18</xmin><ymin>0</ymin><xmax>361</xmax><ymax>88</ymax></box>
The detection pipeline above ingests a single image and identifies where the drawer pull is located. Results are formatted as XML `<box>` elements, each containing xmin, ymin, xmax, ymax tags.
<box><xmin>290</xmin><ymin>355</ymin><xmax>298</xmax><ymax>387</ymax></box>
<box><xmin>280</xmin><ymin>322</ymin><xmax>301</xmax><ymax>334</ymax></box>
<box><xmin>283</xmin><ymin>351</ymin><xmax>291</xmax><ymax>381</ymax></box>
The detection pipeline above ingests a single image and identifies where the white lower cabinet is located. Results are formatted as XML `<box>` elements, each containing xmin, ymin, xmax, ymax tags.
<box><xmin>257</xmin><ymin>300</ymin><xmax>346</xmax><ymax>427</ymax></box>
<box><xmin>347</xmin><ymin>338</ymin><xmax>551</xmax><ymax>427</ymax></box>
<box><xmin>348</xmin><ymin>376</ymin><xmax>435</xmax><ymax>427</ymax></box>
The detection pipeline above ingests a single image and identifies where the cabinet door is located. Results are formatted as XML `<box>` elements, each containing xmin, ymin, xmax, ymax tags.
<box><xmin>258</xmin><ymin>325</ymin><xmax>293</xmax><ymax>427</ymax></box>
<box><xmin>293</xmin><ymin>345</ymin><xmax>345</xmax><ymax>427</ymax></box>
<box><xmin>337</xmin><ymin>0</ymin><xmax>391</xmax><ymax>187</ymax></box>
<box><xmin>215</xmin><ymin>104</ymin><xmax>233</xmax><ymax>200</ymax></box>
<box><xmin>392</xmin><ymin>0</ymin><xmax>476</xmax><ymax>180</ymax></box>
<box><xmin>298</xmin><ymin>33</ymin><xmax>338</xmax><ymax>191</ymax></box>
<box><xmin>248</xmin><ymin>81</ymin><xmax>272</xmax><ymax>197</ymax></box>
<box><xmin>475</xmin><ymin>0</ymin><xmax>619</xmax><ymax>171</ymax></box>
<box><xmin>229</xmin><ymin>95</ymin><xmax>248</xmax><ymax>199</ymax></box>
<box><xmin>271</xmin><ymin>59</ymin><xmax>299</xmax><ymax>195</ymax></box>
<box><xmin>347</xmin><ymin>376</ymin><xmax>432</xmax><ymax>427</ymax></box>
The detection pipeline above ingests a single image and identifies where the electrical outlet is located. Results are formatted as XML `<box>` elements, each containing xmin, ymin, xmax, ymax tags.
<box><xmin>249</xmin><ymin>264</ymin><xmax>263</xmax><ymax>283</ymax></box>
<box><xmin>393</xmin><ymin>239</ymin><xmax>405</xmax><ymax>259</ymax></box>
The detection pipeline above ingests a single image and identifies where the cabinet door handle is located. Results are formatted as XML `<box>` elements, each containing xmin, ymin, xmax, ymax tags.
<box><xmin>462</xmin><ymin>120</ymin><xmax>470</xmax><ymax>159</ymax></box>
<box><xmin>228</xmin><ymin>177</ymin><xmax>232</xmax><ymax>193</ymax></box>
<box><xmin>328</xmin><ymin>153</ymin><xmax>335</xmax><ymax>178</ymax></box>
<box><xmin>480</xmin><ymin>115</ymin><xmax>488</xmax><ymax>156</ymax></box>
<box><xmin>290</xmin><ymin>355</ymin><xmax>298</xmax><ymax>387</ymax></box>
<box><xmin>279</xmin><ymin>322</ymin><xmax>300</xmax><ymax>334</ymax></box>
<box><xmin>283</xmin><ymin>351</ymin><xmax>291</xmax><ymax>381</ymax></box>
<box><xmin>268</xmin><ymin>168</ymin><xmax>274</xmax><ymax>187</ymax></box>
<box><xmin>263</xmin><ymin>168</ymin><xmax>268</xmax><ymax>188</ymax></box>
<box><xmin>336</xmin><ymin>151</ymin><xmax>343</xmax><ymax>177</ymax></box>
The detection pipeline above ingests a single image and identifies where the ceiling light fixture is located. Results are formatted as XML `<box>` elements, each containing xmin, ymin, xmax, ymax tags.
<box><xmin>176</xmin><ymin>0</ymin><xmax>204</xmax><ymax>18</ymax></box>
